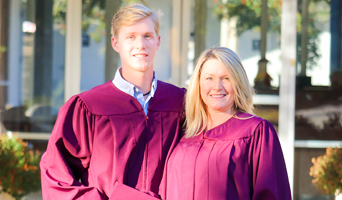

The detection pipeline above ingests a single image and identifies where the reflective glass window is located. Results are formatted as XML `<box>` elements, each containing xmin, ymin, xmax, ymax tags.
<box><xmin>295</xmin><ymin>0</ymin><xmax>342</xmax><ymax>141</ymax></box>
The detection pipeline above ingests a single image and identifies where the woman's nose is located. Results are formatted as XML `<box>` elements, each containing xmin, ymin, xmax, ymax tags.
<box><xmin>213</xmin><ymin>80</ymin><xmax>223</xmax><ymax>90</ymax></box>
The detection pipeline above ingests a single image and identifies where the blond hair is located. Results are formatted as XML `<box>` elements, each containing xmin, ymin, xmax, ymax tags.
<box><xmin>185</xmin><ymin>47</ymin><xmax>255</xmax><ymax>138</ymax></box>
<box><xmin>111</xmin><ymin>4</ymin><xmax>160</xmax><ymax>39</ymax></box>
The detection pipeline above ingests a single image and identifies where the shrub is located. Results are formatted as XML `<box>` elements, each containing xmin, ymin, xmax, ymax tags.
<box><xmin>310</xmin><ymin>147</ymin><xmax>342</xmax><ymax>195</ymax></box>
<box><xmin>0</xmin><ymin>135</ymin><xmax>41</xmax><ymax>200</ymax></box>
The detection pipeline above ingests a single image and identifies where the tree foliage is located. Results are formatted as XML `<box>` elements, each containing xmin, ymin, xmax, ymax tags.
<box><xmin>0</xmin><ymin>135</ymin><xmax>41</xmax><ymax>200</ymax></box>
<box><xmin>213</xmin><ymin>0</ymin><xmax>330</xmax><ymax>70</ymax></box>
<box><xmin>53</xmin><ymin>0</ymin><xmax>149</xmax><ymax>42</ymax></box>
<box><xmin>53</xmin><ymin>0</ymin><xmax>106</xmax><ymax>42</ymax></box>
<box><xmin>213</xmin><ymin>0</ymin><xmax>282</xmax><ymax>35</ymax></box>
<box><xmin>310</xmin><ymin>146</ymin><xmax>342</xmax><ymax>195</ymax></box>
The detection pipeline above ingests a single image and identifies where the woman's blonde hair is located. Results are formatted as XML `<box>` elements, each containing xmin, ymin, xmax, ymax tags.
<box><xmin>111</xmin><ymin>4</ymin><xmax>160</xmax><ymax>39</ymax></box>
<box><xmin>185</xmin><ymin>47</ymin><xmax>255</xmax><ymax>138</ymax></box>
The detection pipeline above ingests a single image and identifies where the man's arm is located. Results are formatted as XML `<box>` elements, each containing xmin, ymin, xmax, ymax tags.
<box><xmin>40</xmin><ymin>96</ymin><xmax>106</xmax><ymax>200</ymax></box>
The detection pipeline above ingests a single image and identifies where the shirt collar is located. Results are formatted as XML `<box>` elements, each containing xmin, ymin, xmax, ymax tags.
<box><xmin>112</xmin><ymin>67</ymin><xmax>157</xmax><ymax>97</ymax></box>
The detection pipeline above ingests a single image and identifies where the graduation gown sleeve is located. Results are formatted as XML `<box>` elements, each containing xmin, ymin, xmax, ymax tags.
<box><xmin>40</xmin><ymin>96</ymin><xmax>106</xmax><ymax>199</ymax></box>
<box><xmin>250</xmin><ymin>120</ymin><xmax>292</xmax><ymax>200</ymax></box>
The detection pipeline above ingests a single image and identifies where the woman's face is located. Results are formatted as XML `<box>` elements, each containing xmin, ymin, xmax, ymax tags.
<box><xmin>200</xmin><ymin>59</ymin><xmax>235</xmax><ymax>116</ymax></box>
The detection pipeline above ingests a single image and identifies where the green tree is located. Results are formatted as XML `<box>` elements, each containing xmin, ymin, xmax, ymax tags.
<box><xmin>53</xmin><ymin>0</ymin><xmax>149</xmax><ymax>42</ymax></box>
<box><xmin>213</xmin><ymin>0</ymin><xmax>330</xmax><ymax>70</ymax></box>
<box><xmin>53</xmin><ymin>0</ymin><xmax>105</xmax><ymax>42</ymax></box>
<box><xmin>0</xmin><ymin>136</ymin><xmax>41</xmax><ymax>200</ymax></box>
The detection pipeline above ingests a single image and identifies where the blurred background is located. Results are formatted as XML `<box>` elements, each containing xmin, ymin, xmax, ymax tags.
<box><xmin>0</xmin><ymin>0</ymin><xmax>341</xmax><ymax>199</ymax></box>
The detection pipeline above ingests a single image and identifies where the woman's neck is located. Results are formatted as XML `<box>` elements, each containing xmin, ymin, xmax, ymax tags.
<box><xmin>207</xmin><ymin>108</ymin><xmax>235</xmax><ymax>130</ymax></box>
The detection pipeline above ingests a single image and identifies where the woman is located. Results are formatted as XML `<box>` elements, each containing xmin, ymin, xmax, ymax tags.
<box><xmin>165</xmin><ymin>47</ymin><xmax>291</xmax><ymax>200</ymax></box>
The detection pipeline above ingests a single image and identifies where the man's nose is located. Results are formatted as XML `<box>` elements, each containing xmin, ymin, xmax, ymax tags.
<box><xmin>135</xmin><ymin>36</ymin><xmax>146</xmax><ymax>49</ymax></box>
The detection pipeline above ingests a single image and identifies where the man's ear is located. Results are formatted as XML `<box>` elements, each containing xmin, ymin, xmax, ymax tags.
<box><xmin>111</xmin><ymin>36</ymin><xmax>120</xmax><ymax>53</ymax></box>
<box><xmin>156</xmin><ymin>35</ymin><xmax>161</xmax><ymax>50</ymax></box>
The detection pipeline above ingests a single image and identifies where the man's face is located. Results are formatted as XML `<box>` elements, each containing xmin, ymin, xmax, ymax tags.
<box><xmin>112</xmin><ymin>17</ymin><xmax>161</xmax><ymax>74</ymax></box>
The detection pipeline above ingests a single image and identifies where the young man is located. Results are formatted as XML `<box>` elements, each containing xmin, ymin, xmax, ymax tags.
<box><xmin>40</xmin><ymin>4</ymin><xmax>185</xmax><ymax>200</ymax></box>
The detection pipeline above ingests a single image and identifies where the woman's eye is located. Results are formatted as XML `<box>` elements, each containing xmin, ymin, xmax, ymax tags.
<box><xmin>224</xmin><ymin>77</ymin><xmax>229</xmax><ymax>80</ymax></box>
<box><xmin>206</xmin><ymin>77</ymin><xmax>213</xmax><ymax>80</ymax></box>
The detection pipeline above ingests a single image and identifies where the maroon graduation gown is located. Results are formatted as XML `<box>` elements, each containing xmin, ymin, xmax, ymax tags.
<box><xmin>40</xmin><ymin>81</ymin><xmax>185</xmax><ymax>200</ymax></box>
<box><xmin>165</xmin><ymin>112</ymin><xmax>292</xmax><ymax>200</ymax></box>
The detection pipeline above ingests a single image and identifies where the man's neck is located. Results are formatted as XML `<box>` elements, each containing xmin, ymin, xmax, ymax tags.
<box><xmin>121</xmin><ymin>68</ymin><xmax>154</xmax><ymax>94</ymax></box>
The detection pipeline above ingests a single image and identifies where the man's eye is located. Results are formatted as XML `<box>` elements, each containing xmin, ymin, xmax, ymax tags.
<box><xmin>145</xmin><ymin>35</ymin><xmax>151</xmax><ymax>39</ymax></box>
<box><xmin>206</xmin><ymin>77</ymin><xmax>213</xmax><ymax>80</ymax></box>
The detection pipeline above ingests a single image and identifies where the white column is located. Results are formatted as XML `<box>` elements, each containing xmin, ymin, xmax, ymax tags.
<box><xmin>260</xmin><ymin>0</ymin><xmax>268</xmax><ymax>60</ymax></box>
<box><xmin>254</xmin><ymin>0</ymin><xmax>271</xmax><ymax>90</ymax></box>
<box><xmin>8</xmin><ymin>0</ymin><xmax>22</xmax><ymax>107</ymax></box>
<box><xmin>104</xmin><ymin>0</ymin><xmax>120</xmax><ymax>82</ymax></box>
<box><xmin>279</xmin><ymin>0</ymin><xmax>297</xmax><ymax>197</ymax></box>
<box><xmin>64</xmin><ymin>0</ymin><xmax>82</xmax><ymax>102</ymax></box>
<box><xmin>170</xmin><ymin>0</ymin><xmax>191</xmax><ymax>87</ymax></box>
<box><xmin>220</xmin><ymin>17</ymin><xmax>238</xmax><ymax>52</ymax></box>
<box><xmin>170</xmin><ymin>0</ymin><xmax>182</xmax><ymax>86</ymax></box>
<box><xmin>300</xmin><ymin>0</ymin><xmax>309</xmax><ymax>75</ymax></box>
<box><xmin>0</xmin><ymin>0</ymin><xmax>2</xmax><ymax>50</ymax></box>
<box><xmin>181</xmin><ymin>0</ymin><xmax>191</xmax><ymax>87</ymax></box>
<box><xmin>220</xmin><ymin>18</ymin><xmax>228</xmax><ymax>47</ymax></box>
